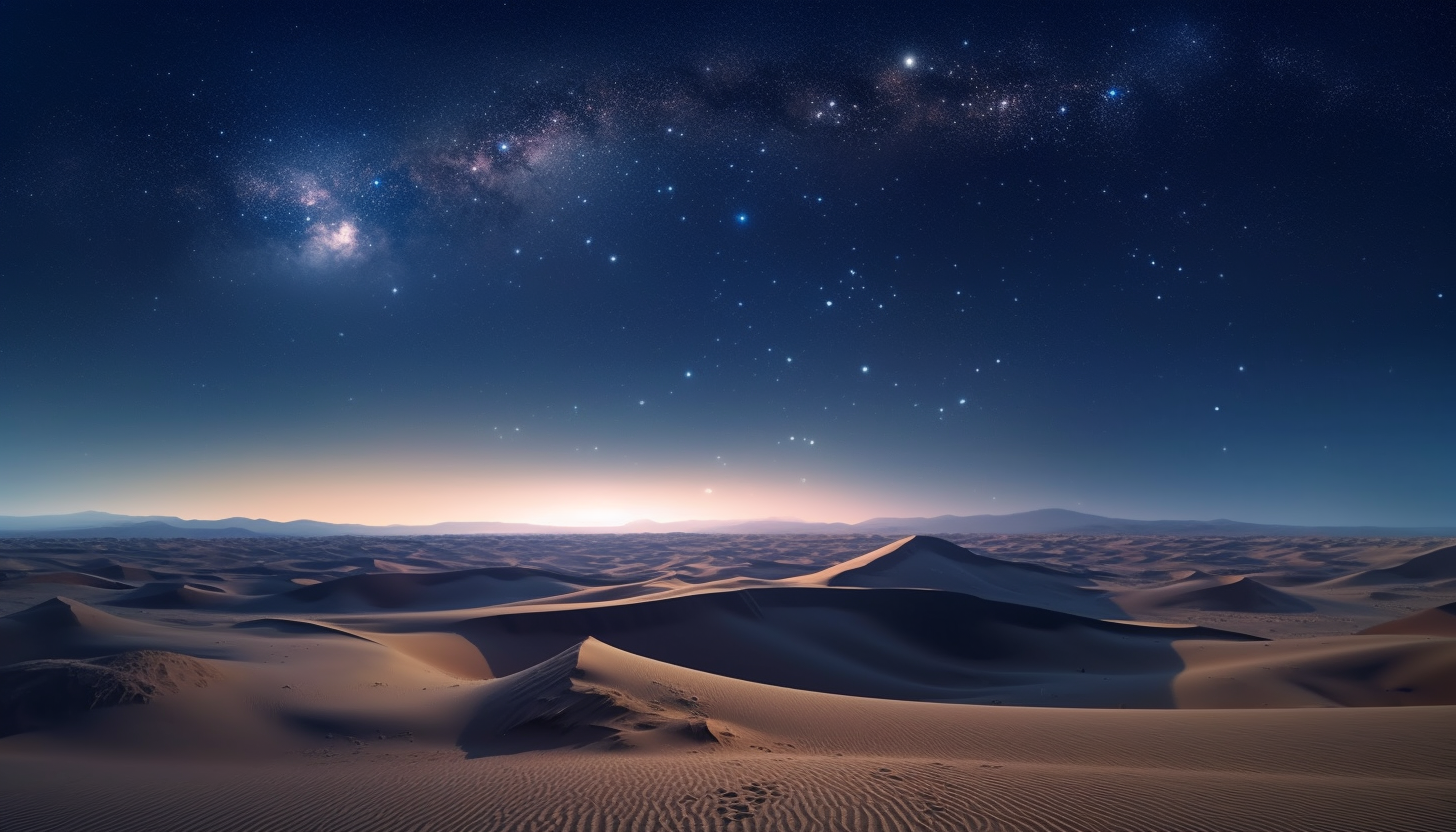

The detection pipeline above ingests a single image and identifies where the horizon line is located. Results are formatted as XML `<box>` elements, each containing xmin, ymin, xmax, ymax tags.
<box><xmin>3</xmin><ymin>507</ymin><xmax>1455</xmax><ymax>532</ymax></box>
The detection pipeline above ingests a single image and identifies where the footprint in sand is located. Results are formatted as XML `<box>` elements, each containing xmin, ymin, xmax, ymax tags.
<box><xmin>712</xmin><ymin>781</ymin><xmax>784</xmax><ymax>823</ymax></box>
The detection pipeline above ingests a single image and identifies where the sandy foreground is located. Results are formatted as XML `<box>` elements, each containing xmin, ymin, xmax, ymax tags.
<box><xmin>2</xmin><ymin>533</ymin><xmax>1454</xmax><ymax>831</ymax></box>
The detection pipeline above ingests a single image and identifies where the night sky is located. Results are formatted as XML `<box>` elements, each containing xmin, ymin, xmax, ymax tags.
<box><xmin>2</xmin><ymin>2</ymin><xmax>1452</xmax><ymax>527</ymax></box>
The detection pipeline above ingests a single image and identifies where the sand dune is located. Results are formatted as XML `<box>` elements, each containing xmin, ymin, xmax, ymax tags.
<box><xmin>1116</xmin><ymin>574</ymin><xmax>1316</xmax><ymax>613</ymax></box>
<box><xmin>1360</xmin><ymin>601</ymin><xmax>1456</xmax><ymax>637</ymax></box>
<box><xmin>271</xmin><ymin>565</ymin><xmax>612</xmax><ymax>612</ymax></box>
<box><xmin>1317</xmin><ymin>542</ymin><xmax>1456</xmax><ymax>588</ymax></box>
<box><xmin>453</xmin><ymin>584</ymin><xmax>1260</xmax><ymax>705</ymax></box>
<box><xmin>75</xmin><ymin>561</ymin><xmax>172</xmax><ymax>582</ymax></box>
<box><xmin>1369</xmin><ymin>543</ymin><xmax>1456</xmax><ymax>580</ymax></box>
<box><xmin>107</xmin><ymin>581</ymin><xmax>236</xmax><ymax>609</ymax></box>
<box><xmin>232</xmin><ymin>616</ymin><xmax>379</xmax><ymax>641</ymax></box>
<box><xmin>2</xmin><ymin>533</ymin><xmax>1455</xmax><ymax>831</ymax></box>
<box><xmin>0</xmin><ymin>571</ymin><xmax>135</xmax><ymax>590</ymax></box>
<box><xmin>0</xmin><ymin>598</ymin><xmax>211</xmax><ymax>666</ymax></box>
<box><xmin>797</xmin><ymin>534</ymin><xmax>1117</xmax><ymax>616</ymax></box>
<box><xmin>459</xmin><ymin>639</ymin><xmax>720</xmax><ymax>755</ymax></box>
<box><xmin>1173</xmin><ymin>634</ymin><xmax>1456</xmax><ymax>707</ymax></box>
<box><xmin>0</xmin><ymin>651</ymin><xmax>220</xmax><ymax>737</ymax></box>
<box><xmin>3</xmin><ymin>596</ymin><xmax>154</xmax><ymax>635</ymax></box>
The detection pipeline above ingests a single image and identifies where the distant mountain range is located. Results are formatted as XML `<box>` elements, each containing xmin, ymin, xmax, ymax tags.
<box><xmin>0</xmin><ymin>508</ymin><xmax>1452</xmax><ymax>539</ymax></box>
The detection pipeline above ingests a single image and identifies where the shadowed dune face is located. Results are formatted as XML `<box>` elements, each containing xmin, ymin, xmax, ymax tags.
<box><xmin>269</xmin><ymin>567</ymin><xmax>612</xmax><ymax>612</ymax></box>
<box><xmin>0</xmin><ymin>651</ymin><xmax>220</xmax><ymax>737</ymax></box>
<box><xmin>1115</xmin><ymin>575</ymin><xmax>1316</xmax><ymax>614</ymax></box>
<box><xmin>0</xmin><ymin>572</ymin><xmax>135</xmax><ymax>591</ymax></box>
<box><xmin>453</xmin><ymin>585</ymin><xmax>1258</xmax><ymax>706</ymax></box>
<box><xmin>1360</xmin><ymin>601</ymin><xmax>1456</xmax><ymax>637</ymax></box>
<box><xmin>1369</xmin><ymin>545</ymin><xmax>1456</xmax><ymax>581</ymax></box>
<box><xmin>803</xmin><ymin>535</ymin><xmax>1120</xmax><ymax>617</ymax></box>
<box><xmin>1313</xmin><ymin>544</ymin><xmax>1456</xmax><ymax>589</ymax></box>
<box><xmin>107</xmin><ymin>582</ymin><xmax>234</xmax><ymax>610</ymax></box>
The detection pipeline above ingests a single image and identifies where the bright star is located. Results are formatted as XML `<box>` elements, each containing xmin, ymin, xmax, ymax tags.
<box><xmin>904</xmin><ymin>56</ymin><xmax>916</xmax><ymax>68</ymax></box>
<box><xmin>861</xmin><ymin>365</ymin><xmax>869</xmax><ymax>373</ymax></box>
<box><xmin>736</xmin><ymin>213</ymin><xmax>748</xmax><ymax>224</ymax></box>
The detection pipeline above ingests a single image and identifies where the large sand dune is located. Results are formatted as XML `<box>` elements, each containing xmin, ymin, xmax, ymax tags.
<box><xmin>1115</xmin><ymin>574</ymin><xmax>1317</xmax><ymax>613</ymax></box>
<box><xmin>453</xmin><ymin>585</ymin><xmax>1260</xmax><ymax>705</ymax></box>
<box><xmin>1360</xmin><ymin>600</ymin><xmax>1456</xmax><ymax>637</ymax></box>
<box><xmin>2</xmin><ymin>532</ymin><xmax>1455</xmax><ymax>830</ymax></box>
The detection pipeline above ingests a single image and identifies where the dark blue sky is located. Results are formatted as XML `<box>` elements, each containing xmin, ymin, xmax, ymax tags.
<box><xmin>2</xmin><ymin>1</ymin><xmax>1452</xmax><ymax>525</ymax></box>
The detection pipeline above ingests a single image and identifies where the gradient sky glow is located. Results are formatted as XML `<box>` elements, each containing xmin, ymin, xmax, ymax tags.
<box><xmin>2</xmin><ymin>2</ymin><xmax>1453</xmax><ymax>526</ymax></box>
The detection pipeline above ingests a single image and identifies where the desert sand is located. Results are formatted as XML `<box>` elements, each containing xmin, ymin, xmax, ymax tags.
<box><xmin>2</xmin><ymin>533</ymin><xmax>1454</xmax><ymax>831</ymax></box>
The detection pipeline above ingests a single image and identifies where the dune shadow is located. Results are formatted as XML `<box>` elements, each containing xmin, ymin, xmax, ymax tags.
<box><xmin>452</xmin><ymin>586</ymin><xmax>1260</xmax><ymax>709</ymax></box>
